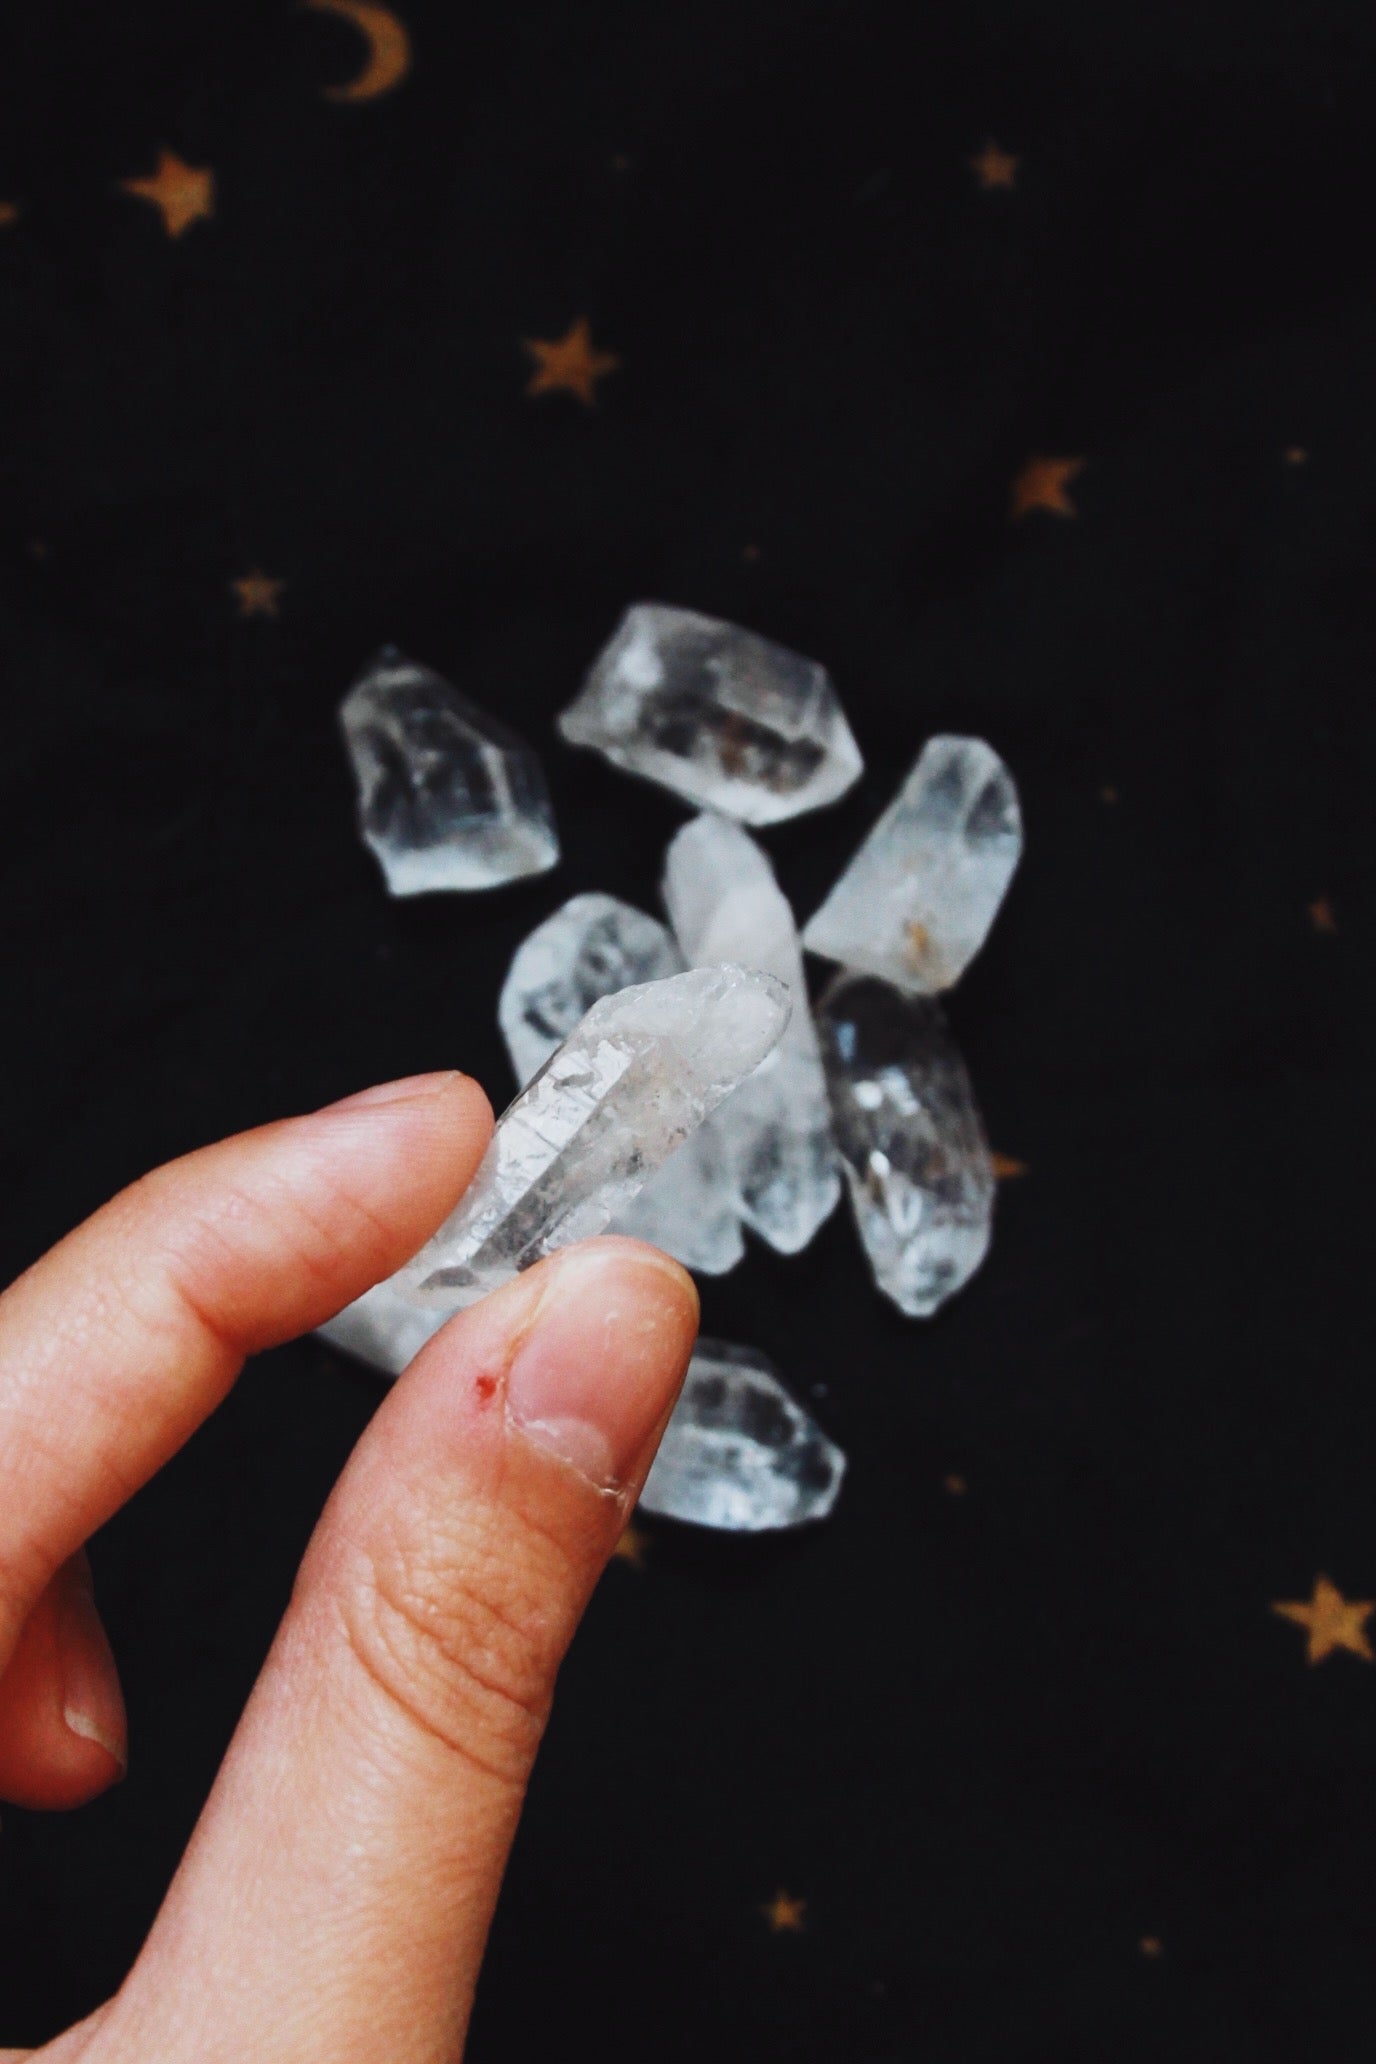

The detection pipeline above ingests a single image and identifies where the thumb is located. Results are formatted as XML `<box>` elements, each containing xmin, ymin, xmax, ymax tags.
<box><xmin>91</xmin><ymin>1238</ymin><xmax>697</xmax><ymax>2064</ymax></box>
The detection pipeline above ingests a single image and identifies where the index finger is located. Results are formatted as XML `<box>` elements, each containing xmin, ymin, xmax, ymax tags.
<box><xmin>0</xmin><ymin>1072</ymin><xmax>492</xmax><ymax>1670</ymax></box>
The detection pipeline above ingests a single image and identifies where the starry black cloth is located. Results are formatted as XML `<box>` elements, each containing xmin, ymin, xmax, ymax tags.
<box><xmin>2</xmin><ymin>4</ymin><xmax>1375</xmax><ymax>2058</ymax></box>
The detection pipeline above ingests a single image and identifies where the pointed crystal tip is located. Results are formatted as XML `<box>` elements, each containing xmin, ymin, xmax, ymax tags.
<box><xmin>804</xmin><ymin>734</ymin><xmax>1021</xmax><ymax>994</ymax></box>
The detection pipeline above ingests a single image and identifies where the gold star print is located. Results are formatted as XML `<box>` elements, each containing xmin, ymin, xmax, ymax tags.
<box><xmin>943</xmin><ymin>1473</ymin><xmax>968</xmax><ymax>1497</ymax></box>
<box><xmin>1139</xmin><ymin>1936</ymin><xmax>1163</xmax><ymax>1959</ymax></box>
<box><xmin>990</xmin><ymin>1153</ymin><xmax>1027</xmax><ymax>1181</ymax></box>
<box><xmin>1309</xmin><ymin>896</ymin><xmax>1337</xmax><ymax>935</ymax></box>
<box><xmin>0</xmin><ymin>201</ymin><xmax>20</xmax><ymax>228</ymax></box>
<box><xmin>1010</xmin><ymin>454</ymin><xmax>1084</xmax><ymax>521</ymax></box>
<box><xmin>1272</xmin><ymin>1576</ymin><xmax>1375</xmax><ymax>1664</ymax></box>
<box><xmin>121</xmin><ymin>150</ymin><xmax>215</xmax><ymax>239</ymax></box>
<box><xmin>761</xmin><ymin>1890</ymin><xmax>806</xmax><ymax>1933</ymax></box>
<box><xmin>522</xmin><ymin>317</ymin><xmax>621</xmax><ymax>406</ymax></box>
<box><xmin>231</xmin><ymin>570</ymin><xmax>286</xmax><ymax>619</ymax></box>
<box><xmin>611</xmin><ymin>1521</ymin><xmax>649</xmax><ymax>1569</ymax></box>
<box><xmin>969</xmin><ymin>140</ymin><xmax>1019</xmax><ymax>191</ymax></box>
<box><xmin>1284</xmin><ymin>446</ymin><xmax>1309</xmax><ymax>467</ymax></box>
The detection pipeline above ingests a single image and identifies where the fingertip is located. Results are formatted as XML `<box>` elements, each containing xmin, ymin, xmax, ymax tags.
<box><xmin>0</xmin><ymin>1564</ymin><xmax>127</xmax><ymax>1812</ymax></box>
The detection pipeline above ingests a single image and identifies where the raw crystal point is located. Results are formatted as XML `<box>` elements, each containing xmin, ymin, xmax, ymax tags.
<box><xmin>815</xmin><ymin>973</ymin><xmax>994</xmax><ymax>1317</ymax></box>
<box><xmin>803</xmin><ymin>736</ymin><xmax>1022</xmax><ymax>994</ymax></box>
<box><xmin>640</xmin><ymin>1339</ymin><xmax>846</xmax><ymax>1530</ymax></box>
<box><xmin>339</xmin><ymin>647</ymin><xmax>559</xmax><ymax>894</ymax></box>
<box><xmin>558</xmin><ymin>603</ymin><xmax>863</xmax><ymax>826</ymax></box>
<box><xmin>499</xmin><ymin>893</ymin><xmax>743</xmax><ymax>1275</ymax></box>
<box><xmin>662</xmin><ymin>814</ymin><xmax>839</xmax><ymax>1252</ymax></box>
<box><xmin>402</xmin><ymin>965</ymin><xmax>789</xmax><ymax>1305</ymax></box>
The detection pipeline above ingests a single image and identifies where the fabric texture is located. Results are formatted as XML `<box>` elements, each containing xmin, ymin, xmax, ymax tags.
<box><xmin>1</xmin><ymin>4</ymin><xmax>1373</xmax><ymax>2057</ymax></box>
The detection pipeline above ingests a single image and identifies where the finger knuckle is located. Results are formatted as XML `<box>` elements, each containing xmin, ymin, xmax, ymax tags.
<box><xmin>333</xmin><ymin>1505</ymin><xmax>565</xmax><ymax>1790</ymax></box>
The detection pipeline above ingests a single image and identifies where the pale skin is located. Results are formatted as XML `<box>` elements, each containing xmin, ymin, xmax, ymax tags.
<box><xmin>0</xmin><ymin>1070</ymin><xmax>701</xmax><ymax>2063</ymax></box>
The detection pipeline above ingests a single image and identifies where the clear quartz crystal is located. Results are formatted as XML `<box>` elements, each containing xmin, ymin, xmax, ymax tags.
<box><xmin>558</xmin><ymin>603</ymin><xmax>863</xmax><ymax>826</ymax></box>
<box><xmin>317</xmin><ymin>1275</ymin><xmax>453</xmax><ymax>1379</ymax></box>
<box><xmin>640</xmin><ymin>1339</ymin><xmax>846</xmax><ymax>1530</ymax></box>
<box><xmin>499</xmin><ymin>894</ymin><xmax>743</xmax><ymax>1275</ymax></box>
<box><xmin>339</xmin><ymin>647</ymin><xmax>559</xmax><ymax>894</ymax></box>
<box><xmin>815</xmin><ymin>973</ymin><xmax>994</xmax><ymax>1317</ymax></box>
<box><xmin>662</xmin><ymin>814</ymin><xmax>838</xmax><ymax>1253</ymax></box>
<box><xmin>803</xmin><ymin>736</ymin><xmax>1021</xmax><ymax>994</ymax></box>
<box><xmin>401</xmin><ymin>965</ymin><xmax>789</xmax><ymax>1304</ymax></box>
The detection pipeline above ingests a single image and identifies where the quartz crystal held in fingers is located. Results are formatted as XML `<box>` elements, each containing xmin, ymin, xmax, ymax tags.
<box><xmin>402</xmin><ymin>964</ymin><xmax>790</xmax><ymax>1305</ymax></box>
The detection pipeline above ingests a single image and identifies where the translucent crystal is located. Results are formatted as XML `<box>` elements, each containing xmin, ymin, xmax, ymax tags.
<box><xmin>640</xmin><ymin>1339</ymin><xmax>845</xmax><ymax>1530</ymax></box>
<box><xmin>498</xmin><ymin>894</ymin><xmax>743</xmax><ymax>1275</ymax></box>
<box><xmin>662</xmin><ymin>814</ymin><xmax>838</xmax><ymax>1253</ymax></box>
<box><xmin>558</xmin><ymin>603</ymin><xmax>863</xmax><ymax>826</ymax></box>
<box><xmin>815</xmin><ymin>973</ymin><xmax>994</xmax><ymax>1317</ymax></box>
<box><xmin>499</xmin><ymin>893</ymin><xmax>683</xmax><ymax>1083</ymax></box>
<box><xmin>803</xmin><ymin>736</ymin><xmax>1021</xmax><ymax>994</ymax></box>
<box><xmin>317</xmin><ymin>1275</ymin><xmax>452</xmax><ymax>1379</ymax></box>
<box><xmin>339</xmin><ymin>647</ymin><xmax>559</xmax><ymax>894</ymax></box>
<box><xmin>401</xmin><ymin>965</ymin><xmax>789</xmax><ymax>1304</ymax></box>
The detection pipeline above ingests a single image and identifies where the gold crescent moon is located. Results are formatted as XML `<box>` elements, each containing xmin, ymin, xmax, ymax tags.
<box><xmin>303</xmin><ymin>0</ymin><xmax>411</xmax><ymax>102</ymax></box>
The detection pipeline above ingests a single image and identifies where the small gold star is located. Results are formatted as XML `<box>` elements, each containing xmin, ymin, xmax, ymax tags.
<box><xmin>943</xmin><ymin>1473</ymin><xmax>968</xmax><ymax>1497</ymax></box>
<box><xmin>742</xmin><ymin>543</ymin><xmax>762</xmax><ymax>564</ymax></box>
<box><xmin>1309</xmin><ymin>896</ymin><xmax>1337</xmax><ymax>935</ymax></box>
<box><xmin>1100</xmin><ymin>784</ymin><xmax>1119</xmax><ymax>805</ymax></box>
<box><xmin>120</xmin><ymin>149</ymin><xmax>215</xmax><ymax>239</ymax></box>
<box><xmin>1272</xmin><ymin>1575</ymin><xmax>1374</xmax><ymax>1664</ymax></box>
<box><xmin>1139</xmin><ymin>1936</ymin><xmax>1163</xmax><ymax>1959</ymax></box>
<box><xmin>1010</xmin><ymin>454</ymin><xmax>1084</xmax><ymax>520</ymax></box>
<box><xmin>969</xmin><ymin>140</ymin><xmax>1019</xmax><ymax>191</ymax></box>
<box><xmin>990</xmin><ymin>1152</ymin><xmax>1027</xmax><ymax>1181</ymax></box>
<box><xmin>0</xmin><ymin>201</ymin><xmax>20</xmax><ymax>228</ymax></box>
<box><xmin>762</xmin><ymin>1889</ymin><xmax>806</xmax><ymax>1933</ymax></box>
<box><xmin>612</xmin><ymin>1521</ymin><xmax>648</xmax><ymax>1570</ymax></box>
<box><xmin>231</xmin><ymin>569</ymin><xmax>286</xmax><ymax>619</ymax></box>
<box><xmin>522</xmin><ymin>317</ymin><xmax>621</xmax><ymax>406</ymax></box>
<box><xmin>1284</xmin><ymin>446</ymin><xmax>1309</xmax><ymax>467</ymax></box>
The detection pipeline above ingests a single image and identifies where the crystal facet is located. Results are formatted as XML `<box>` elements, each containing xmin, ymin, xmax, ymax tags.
<box><xmin>815</xmin><ymin>973</ymin><xmax>994</xmax><ymax>1317</ymax></box>
<box><xmin>803</xmin><ymin>736</ymin><xmax>1021</xmax><ymax>994</ymax></box>
<box><xmin>340</xmin><ymin>647</ymin><xmax>559</xmax><ymax>894</ymax></box>
<box><xmin>402</xmin><ymin>965</ymin><xmax>789</xmax><ymax>1305</ymax></box>
<box><xmin>662</xmin><ymin>814</ymin><xmax>839</xmax><ymax>1253</ymax></box>
<box><xmin>558</xmin><ymin>604</ymin><xmax>863</xmax><ymax>826</ymax></box>
<box><xmin>499</xmin><ymin>893</ymin><xmax>743</xmax><ymax>1274</ymax></box>
<box><xmin>639</xmin><ymin>1339</ymin><xmax>845</xmax><ymax>1530</ymax></box>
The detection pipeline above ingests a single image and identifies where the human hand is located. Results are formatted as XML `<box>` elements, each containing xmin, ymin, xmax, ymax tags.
<box><xmin>0</xmin><ymin>1072</ymin><xmax>699</xmax><ymax>2063</ymax></box>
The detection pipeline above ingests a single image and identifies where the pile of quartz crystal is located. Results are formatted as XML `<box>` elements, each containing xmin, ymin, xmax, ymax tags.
<box><xmin>803</xmin><ymin>736</ymin><xmax>1022</xmax><ymax>1317</ymax></box>
<box><xmin>326</xmin><ymin>610</ymin><xmax>1026</xmax><ymax>1533</ymax></box>
<box><xmin>558</xmin><ymin>604</ymin><xmax>863</xmax><ymax>825</ymax></box>
<box><xmin>339</xmin><ymin>648</ymin><xmax>559</xmax><ymax>894</ymax></box>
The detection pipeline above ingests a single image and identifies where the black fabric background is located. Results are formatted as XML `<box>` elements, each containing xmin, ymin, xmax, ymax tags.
<box><xmin>2</xmin><ymin>3</ymin><xmax>1375</xmax><ymax>2057</ymax></box>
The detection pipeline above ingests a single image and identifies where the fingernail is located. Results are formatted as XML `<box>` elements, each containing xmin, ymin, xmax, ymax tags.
<box><xmin>322</xmin><ymin>1072</ymin><xmax>462</xmax><ymax>1114</ymax></box>
<box><xmin>505</xmin><ymin>1241</ymin><xmax>699</xmax><ymax>1490</ymax></box>
<box><xmin>58</xmin><ymin>1568</ymin><xmax>127</xmax><ymax>1774</ymax></box>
